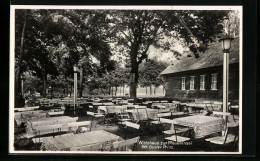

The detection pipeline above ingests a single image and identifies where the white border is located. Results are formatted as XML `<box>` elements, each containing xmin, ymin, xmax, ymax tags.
<box><xmin>9</xmin><ymin>5</ymin><xmax>243</xmax><ymax>155</ymax></box>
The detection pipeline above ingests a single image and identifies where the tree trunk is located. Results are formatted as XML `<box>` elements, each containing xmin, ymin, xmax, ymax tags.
<box><xmin>51</xmin><ymin>87</ymin><xmax>53</xmax><ymax>98</ymax></box>
<box><xmin>100</xmin><ymin>88</ymin><xmax>106</xmax><ymax>95</ymax></box>
<box><xmin>154</xmin><ymin>86</ymin><xmax>156</xmax><ymax>95</ymax></box>
<box><xmin>115</xmin><ymin>86</ymin><xmax>117</xmax><ymax>96</ymax></box>
<box><xmin>129</xmin><ymin>40</ymin><xmax>140</xmax><ymax>99</ymax></box>
<box><xmin>66</xmin><ymin>84</ymin><xmax>69</xmax><ymax>96</ymax></box>
<box><xmin>15</xmin><ymin>10</ymin><xmax>27</xmax><ymax>97</ymax></box>
<box><xmin>79</xmin><ymin>68</ymin><xmax>83</xmax><ymax>97</ymax></box>
<box><xmin>150</xmin><ymin>85</ymin><xmax>152</xmax><ymax>95</ymax></box>
<box><xmin>130</xmin><ymin>63</ymin><xmax>139</xmax><ymax>99</ymax></box>
<box><xmin>123</xmin><ymin>85</ymin><xmax>125</xmax><ymax>96</ymax></box>
<box><xmin>120</xmin><ymin>87</ymin><xmax>121</xmax><ymax>96</ymax></box>
<box><xmin>111</xmin><ymin>87</ymin><xmax>113</xmax><ymax>96</ymax></box>
<box><xmin>146</xmin><ymin>86</ymin><xmax>147</xmax><ymax>95</ymax></box>
<box><xmin>43</xmin><ymin>73</ymin><xmax>47</xmax><ymax>98</ymax></box>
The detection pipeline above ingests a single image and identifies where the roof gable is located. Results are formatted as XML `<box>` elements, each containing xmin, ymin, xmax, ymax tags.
<box><xmin>160</xmin><ymin>38</ymin><xmax>240</xmax><ymax>75</ymax></box>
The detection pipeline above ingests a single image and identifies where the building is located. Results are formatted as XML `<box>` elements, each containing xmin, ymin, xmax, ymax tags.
<box><xmin>160</xmin><ymin>38</ymin><xmax>239</xmax><ymax>101</ymax></box>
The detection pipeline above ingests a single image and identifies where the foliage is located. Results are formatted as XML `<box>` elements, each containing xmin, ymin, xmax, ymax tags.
<box><xmin>15</xmin><ymin>9</ymin><xmax>235</xmax><ymax>98</ymax></box>
<box><xmin>139</xmin><ymin>59</ymin><xmax>168</xmax><ymax>87</ymax></box>
<box><xmin>15</xmin><ymin>9</ymin><xmax>115</xmax><ymax>97</ymax></box>
<box><xmin>105</xmin><ymin>10</ymin><xmax>229</xmax><ymax>98</ymax></box>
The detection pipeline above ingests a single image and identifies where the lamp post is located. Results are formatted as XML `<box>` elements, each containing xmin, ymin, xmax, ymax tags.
<box><xmin>73</xmin><ymin>64</ymin><xmax>78</xmax><ymax>115</ymax></box>
<box><xmin>219</xmin><ymin>35</ymin><xmax>233</xmax><ymax>121</ymax></box>
<box><xmin>20</xmin><ymin>74</ymin><xmax>25</xmax><ymax>97</ymax></box>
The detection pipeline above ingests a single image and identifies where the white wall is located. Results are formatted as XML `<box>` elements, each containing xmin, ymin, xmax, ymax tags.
<box><xmin>112</xmin><ymin>85</ymin><xmax>165</xmax><ymax>97</ymax></box>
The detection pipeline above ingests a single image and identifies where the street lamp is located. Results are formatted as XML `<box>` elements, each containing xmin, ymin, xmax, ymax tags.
<box><xmin>73</xmin><ymin>64</ymin><xmax>78</xmax><ymax>115</ymax></box>
<box><xmin>219</xmin><ymin>35</ymin><xmax>233</xmax><ymax>121</ymax></box>
<box><xmin>20</xmin><ymin>74</ymin><xmax>25</xmax><ymax>97</ymax></box>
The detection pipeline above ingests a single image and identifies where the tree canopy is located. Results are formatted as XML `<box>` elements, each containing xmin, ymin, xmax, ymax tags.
<box><xmin>14</xmin><ymin>9</ymin><xmax>234</xmax><ymax>100</ymax></box>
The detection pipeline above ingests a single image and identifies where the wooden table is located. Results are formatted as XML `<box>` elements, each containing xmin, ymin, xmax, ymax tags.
<box><xmin>26</xmin><ymin>116</ymin><xmax>78</xmax><ymax>135</ymax></box>
<box><xmin>14</xmin><ymin>110</ymin><xmax>45</xmax><ymax>126</ymax></box>
<box><xmin>173</xmin><ymin>115</ymin><xmax>225</xmax><ymax>138</ymax></box>
<box><xmin>125</xmin><ymin>109</ymin><xmax>159</xmax><ymax>121</ymax></box>
<box><xmin>98</xmin><ymin>106</ymin><xmax>127</xmax><ymax>114</ymax></box>
<box><xmin>41</xmin><ymin>130</ymin><xmax>123</xmax><ymax>151</ymax></box>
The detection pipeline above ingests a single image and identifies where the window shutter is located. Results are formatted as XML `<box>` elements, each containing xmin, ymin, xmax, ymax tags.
<box><xmin>205</xmin><ymin>74</ymin><xmax>211</xmax><ymax>90</ymax></box>
<box><xmin>217</xmin><ymin>72</ymin><xmax>222</xmax><ymax>89</ymax></box>
<box><xmin>186</xmin><ymin>76</ymin><xmax>190</xmax><ymax>90</ymax></box>
<box><xmin>195</xmin><ymin>75</ymin><xmax>199</xmax><ymax>90</ymax></box>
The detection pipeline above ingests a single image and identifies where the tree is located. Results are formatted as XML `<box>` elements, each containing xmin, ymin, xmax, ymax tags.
<box><xmin>15</xmin><ymin>10</ymin><xmax>61</xmax><ymax>98</ymax></box>
<box><xmin>139</xmin><ymin>59</ymin><xmax>168</xmax><ymax>95</ymax></box>
<box><xmin>106</xmin><ymin>10</ymin><xmax>229</xmax><ymax>98</ymax></box>
<box><xmin>15</xmin><ymin>10</ymin><xmax>27</xmax><ymax>103</ymax></box>
<box><xmin>15</xmin><ymin>9</ymin><xmax>115</xmax><ymax>98</ymax></box>
<box><xmin>50</xmin><ymin>10</ymin><xmax>115</xmax><ymax>97</ymax></box>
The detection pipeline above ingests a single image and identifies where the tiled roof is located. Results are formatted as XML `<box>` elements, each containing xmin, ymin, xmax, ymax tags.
<box><xmin>160</xmin><ymin>38</ymin><xmax>240</xmax><ymax>75</ymax></box>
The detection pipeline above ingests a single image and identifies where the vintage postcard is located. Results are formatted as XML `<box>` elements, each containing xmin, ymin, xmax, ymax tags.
<box><xmin>9</xmin><ymin>5</ymin><xmax>242</xmax><ymax>154</ymax></box>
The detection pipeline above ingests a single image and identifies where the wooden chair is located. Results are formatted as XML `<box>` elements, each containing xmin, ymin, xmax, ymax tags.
<box><xmin>67</xmin><ymin>121</ymin><xmax>92</xmax><ymax>133</ymax></box>
<box><xmin>212</xmin><ymin>111</ymin><xmax>231</xmax><ymax>118</ymax></box>
<box><xmin>229</xmin><ymin>105</ymin><xmax>239</xmax><ymax>122</ymax></box>
<box><xmin>203</xmin><ymin>101</ymin><xmax>214</xmax><ymax>112</ymax></box>
<box><xmin>171</xmin><ymin>112</ymin><xmax>187</xmax><ymax>118</ymax></box>
<box><xmin>205</xmin><ymin>125</ymin><xmax>239</xmax><ymax>151</ymax></box>
<box><xmin>86</xmin><ymin>111</ymin><xmax>105</xmax><ymax>126</ymax></box>
<box><xmin>33</xmin><ymin>124</ymin><xmax>63</xmax><ymax>145</ymax></box>
<box><xmin>48</xmin><ymin>111</ymin><xmax>64</xmax><ymax>117</ymax></box>
<box><xmin>136</xmin><ymin>108</ymin><xmax>149</xmax><ymax>121</ymax></box>
<box><xmin>21</xmin><ymin>113</ymin><xmax>47</xmax><ymax>120</ymax></box>
<box><xmin>211</xmin><ymin>111</ymin><xmax>231</xmax><ymax>134</ymax></box>
<box><xmin>160</xmin><ymin>118</ymin><xmax>190</xmax><ymax>136</ymax></box>
<box><xmin>123</xmin><ymin>121</ymin><xmax>140</xmax><ymax>139</ymax></box>
<box><xmin>150</xmin><ymin>112</ymin><xmax>172</xmax><ymax>136</ymax></box>
<box><xmin>114</xmin><ymin>108</ymin><xmax>131</xmax><ymax>124</ymax></box>
<box><xmin>99</xmin><ymin>106</ymin><xmax>114</xmax><ymax>125</ymax></box>
<box><xmin>164</xmin><ymin>119</ymin><xmax>192</xmax><ymax>144</ymax></box>
<box><xmin>113</xmin><ymin>136</ymin><xmax>140</xmax><ymax>151</ymax></box>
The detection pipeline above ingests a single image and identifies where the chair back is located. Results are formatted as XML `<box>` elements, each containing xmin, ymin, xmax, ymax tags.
<box><xmin>113</xmin><ymin>136</ymin><xmax>140</xmax><ymax>151</ymax></box>
<box><xmin>67</xmin><ymin>121</ymin><xmax>91</xmax><ymax>127</ymax></box>
<box><xmin>34</xmin><ymin>124</ymin><xmax>63</xmax><ymax>131</ymax></box>
<box><xmin>114</xmin><ymin>108</ymin><xmax>123</xmax><ymax>114</ymax></box>
<box><xmin>159</xmin><ymin>118</ymin><xmax>174</xmax><ymax>124</ymax></box>
<box><xmin>34</xmin><ymin>124</ymin><xmax>63</xmax><ymax>136</ymax></box>
<box><xmin>212</xmin><ymin>111</ymin><xmax>231</xmax><ymax>118</ymax></box>
<box><xmin>157</xmin><ymin>112</ymin><xmax>171</xmax><ymax>118</ymax></box>
<box><xmin>136</xmin><ymin>108</ymin><xmax>149</xmax><ymax>120</ymax></box>
<box><xmin>223</xmin><ymin>125</ymin><xmax>239</xmax><ymax>144</ymax></box>
<box><xmin>87</xmin><ymin>111</ymin><xmax>95</xmax><ymax>116</ymax></box>
<box><xmin>48</xmin><ymin>111</ymin><xmax>64</xmax><ymax>116</ymax></box>
<box><xmin>125</xmin><ymin>121</ymin><xmax>140</xmax><ymax>129</ymax></box>
<box><xmin>22</xmin><ymin>113</ymin><xmax>47</xmax><ymax>120</ymax></box>
<box><xmin>171</xmin><ymin>112</ymin><xmax>185</xmax><ymax>116</ymax></box>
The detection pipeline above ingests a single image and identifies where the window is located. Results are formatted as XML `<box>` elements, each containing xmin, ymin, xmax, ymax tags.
<box><xmin>190</xmin><ymin>76</ymin><xmax>195</xmax><ymax>90</ymax></box>
<box><xmin>211</xmin><ymin>73</ymin><xmax>218</xmax><ymax>90</ymax></box>
<box><xmin>200</xmin><ymin>75</ymin><xmax>205</xmax><ymax>90</ymax></box>
<box><xmin>181</xmin><ymin>77</ymin><xmax>186</xmax><ymax>90</ymax></box>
